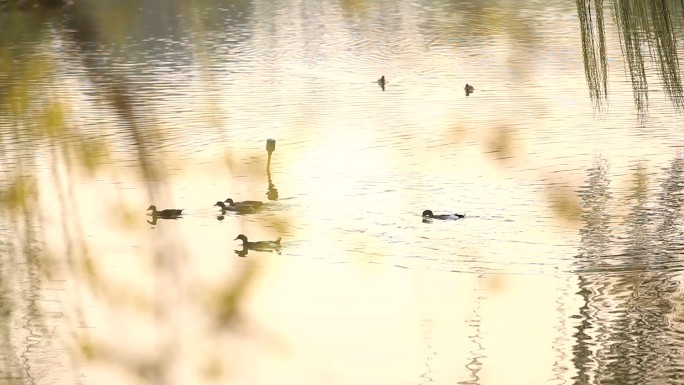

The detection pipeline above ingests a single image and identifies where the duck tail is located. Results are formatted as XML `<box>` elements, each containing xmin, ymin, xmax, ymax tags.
<box><xmin>275</xmin><ymin>237</ymin><xmax>282</xmax><ymax>245</ymax></box>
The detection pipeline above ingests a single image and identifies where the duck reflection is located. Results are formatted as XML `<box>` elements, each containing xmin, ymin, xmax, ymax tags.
<box><xmin>234</xmin><ymin>247</ymin><xmax>249</xmax><ymax>257</ymax></box>
<box><xmin>233</xmin><ymin>245</ymin><xmax>281</xmax><ymax>257</ymax></box>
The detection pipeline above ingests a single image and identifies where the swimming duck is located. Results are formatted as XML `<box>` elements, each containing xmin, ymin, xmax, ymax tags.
<box><xmin>422</xmin><ymin>210</ymin><xmax>465</xmax><ymax>220</ymax></box>
<box><xmin>377</xmin><ymin>76</ymin><xmax>386</xmax><ymax>85</ymax></box>
<box><xmin>234</xmin><ymin>234</ymin><xmax>282</xmax><ymax>250</ymax></box>
<box><xmin>224</xmin><ymin>198</ymin><xmax>264</xmax><ymax>209</ymax></box>
<box><xmin>147</xmin><ymin>205</ymin><xmax>183</xmax><ymax>218</ymax></box>
<box><xmin>464</xmin><ymin>84</ymin><xmax>474</xmax><ymax>92</ymax></box>
<box><xmin>214</xmin><ymin>201</ymin><xmax>256</xmax><ymax>214</ymax></box>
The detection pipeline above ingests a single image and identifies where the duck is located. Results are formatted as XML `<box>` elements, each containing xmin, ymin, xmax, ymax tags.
<box><xmin>147</xmin><ymin>205</ymin><xmax>183</xmax><ymax>218</ymax></box>
<box><xmin>224</xmin><ymin>198</ymin><xmax>264</xmax><ymax>209</ymax></box>
<box><xmin>464</xmin><ymin>83</ymin><xmax>475</xmax><ymax>93</ymax></box>
<box><xmin>422</xmin><ymin>209</ymin><xmax>465</xmax><ymax>220</ymax></box>
<box><xmin>377</xmin><ymin>75</ymin><xmax>387</xmax><ymax>91</ymax></box>
<box><xmin>234</xmin><ymin>234</ymin><xmax>282</xmax><ymax>250</ymax></box>
<box><xmin>214</xmin><ymin>201</ymin><xmax>256</xmax><ymax>214</ymax></box>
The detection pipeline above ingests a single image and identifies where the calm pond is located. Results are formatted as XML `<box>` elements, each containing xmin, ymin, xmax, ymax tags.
<box><xmin>2</xmin><ymin>0</ymin><xmax>684</xmax><ymax>384</ymax></box>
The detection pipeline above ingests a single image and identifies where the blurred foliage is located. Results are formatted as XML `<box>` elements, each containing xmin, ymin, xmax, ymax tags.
<box><xmin>0</xmin><ymin>0</ymin><xmax>67</xmax><ymax>11</ymax></box>
<box><xmin>0</xmin><ymin>1</ymin><xmax>261</xmax><ymax>384</ymax></box>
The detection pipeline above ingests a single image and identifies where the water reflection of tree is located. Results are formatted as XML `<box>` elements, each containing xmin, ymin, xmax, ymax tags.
<box><xmin>573</xmin><ymin>153</ymin><xmax>684</xmax><ymax>384</ymax></box>
<box><xmin>655</xmin><ymin>152</ymin><xmax>684</xmax><ymax>254</ymax></box>
<box><xmin>577</xmin><ymin>156</ymin><xmax>612</xmax><ymax>267</ymax></box>
<box><xmin>577</xmin><ymin>152</ymin><xmax>684</xmax><ymax>267</ymax></box>
<box><xmin>592</xmin><ymin>272</ymin><xmax>680</xmax><ymax>385</ymax></box>
<box><xmin>577</xmin><ymin>0</ymin><xmax>684</xmax><ymax>121</ymax></box>
<box><xmin>624</xmin><ymin>161</ymin><xmax>652</xmax><ymax>261</ymax></box>
<box><xmin>457</xmin><ymin>289</ymin><xmax>484</xmax><ymax>385</ymax></box>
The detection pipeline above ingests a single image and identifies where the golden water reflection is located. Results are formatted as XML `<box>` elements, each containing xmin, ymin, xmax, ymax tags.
<box><xmin>3</xmin><ymin>0</ymin><xmax>684</xmax><ymax>384</ymax></box>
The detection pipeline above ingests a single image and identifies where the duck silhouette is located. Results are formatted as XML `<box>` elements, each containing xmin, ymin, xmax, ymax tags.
<box><xmin>234</xmin><ymin>234</ymin><xmax>282</xmax><ymax>250</ymax></box>
<box><xmin>214</xmin><ymin>201</ymin><xmax>257</xmax><ymax>214</ymax></box>
<box><xmin>147</xmin><ymin>205</ymin><xmax>183</xmax><ymax>218</ymax></box>
<box><xmin>464</xmin><ymin>83</ymin><xmax>474</xmax><ymax>96</ymax></box>
<box><xmin>422</xmin><ymin>209</ymin><xmax>465</xmax><ymax>220</ymax></box>
<box><xmin>377</xmin><ymin>75</ymin><xmax>386</xmax><ymax>91</ymax></box>
<box><xmin>224</xmin><ymin>198</ymin><xmax>264</xmax><ymax>209</ymax></box>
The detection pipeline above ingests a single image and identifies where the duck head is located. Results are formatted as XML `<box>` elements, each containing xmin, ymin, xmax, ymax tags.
<box><xmin>225</xmin><ymin>198</ymin><xmax>235</xmax><ymax>205</ymax></box>
<box><xmin>234</xmin><ymin>234</ymin><xmax>248</xmax><ymax>243</ymax></box>
<box><xmin>147</xmin><ymin>205</ymin><xmax>157</xmax><ymax>211</ymax></box>
<box><xmin>214</xmin><ymin>201</ymin><xmax>227</xmax><ymax>209</ymax></box>
<box><xmin>422</xmin><ymin>210</ymin><xmax>434</xmax><ymax>218</ymax></box>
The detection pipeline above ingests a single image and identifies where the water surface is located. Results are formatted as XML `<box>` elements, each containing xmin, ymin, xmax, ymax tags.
<box><xmin>2</xmin><ymin>0</ymin><xmax>684</xmax><ymax>384</ymax></box>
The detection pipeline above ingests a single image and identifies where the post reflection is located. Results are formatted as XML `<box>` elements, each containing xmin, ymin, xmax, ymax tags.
<box><xmin>419</xmin><ymin>319</ymin><xmax>435</xmax><ymax>385</ymax></box>
<box><xmin>266</xmin><ymin>139</ymin><xmax>279</xmax><ymax>201</ymax></box>
<box><xmin>457</xmin><ymin>284</ymin><xmax>484</xmax><ymax>385</ymax></box>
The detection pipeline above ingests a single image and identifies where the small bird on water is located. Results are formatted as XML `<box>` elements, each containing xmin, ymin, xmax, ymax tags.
<box><xmin>234</xmin><ymin>234</ymin><xmax>282</xmax><ymax>250</ymax></box>
<box><xmin>147</xmin><ymin>205</ymin><xmax>183</xmax><ymax>218</ymax></box>
<box><xmin>422</xmin><ymin>209</ymin><xmax>466</xmax><ymax>220</ymax></box>
<box><xmin>224</xmin><ymin>198</ymin><xmax>264</xmax><ymax>209</ymax></box>
<box><xmin>464</xmin><ymin>83</ymin><xmax>474</xmax><ymax>95</ymax></box>
<box><xmin>214</xmin><ymin>201</ymin><xmax>257</xmax><ymax>214</ymax></box>
<box><xmin>377</xmin><ymin>75</ymin><xmax>386</xmax><ymax>90</ymax></box>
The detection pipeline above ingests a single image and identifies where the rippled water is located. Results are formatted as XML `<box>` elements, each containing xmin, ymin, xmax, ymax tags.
<box><xmin>2</xmin><ymin>0</ymin><xmax>684</xmax><ymax>384</ymax></box>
